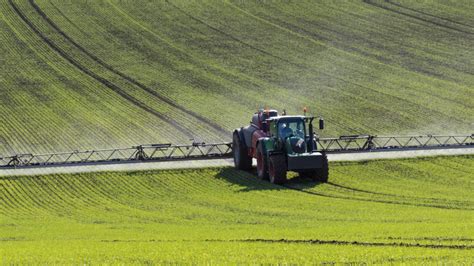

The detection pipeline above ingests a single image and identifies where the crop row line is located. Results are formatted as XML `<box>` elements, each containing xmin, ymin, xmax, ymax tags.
<box><xmin>10</xmin><ymin>0</ymin><xmax>196</xmax><ymax>139</ymax></box>
<box><xmin>216</xmin><ymin>238</ymin><xmax>474</xmax><ymax>250</ymax></box>
<box><xmin>29</xmin><ymin>0</ymin><xmax>228</xmax><ymax>138</ymax></box>
<box><xmin>282</xmin><ymin>183</ymin><xmax>473</xmax><ymax>211</ymax></box>
<box><xmin>0</xmin><ymin>3</ymin><xmax>183</xmax><ymax>153</ymax></box>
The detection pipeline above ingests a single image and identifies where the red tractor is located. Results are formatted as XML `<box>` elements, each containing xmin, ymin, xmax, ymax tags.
<box><xmin>233</xmin><ymin>109</ymin><xmax>328</xmax><ymax>184</ymax></box>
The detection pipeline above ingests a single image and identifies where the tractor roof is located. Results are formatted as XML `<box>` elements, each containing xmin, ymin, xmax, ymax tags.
<box><xmin>267</xmin><ymin>115</ymin><xmax>306</xmax><ymax>121</ymax></box>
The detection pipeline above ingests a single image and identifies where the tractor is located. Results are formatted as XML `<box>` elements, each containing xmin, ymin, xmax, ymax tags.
<box><xmin>233</xmin><ymin>109</ymin><xmax>328</xmax><ymax>184</ymax></box>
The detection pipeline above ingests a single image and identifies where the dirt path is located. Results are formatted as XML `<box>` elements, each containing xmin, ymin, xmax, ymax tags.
<box><xmin>1</xmin><ymin>147</ymin><xmax>472</xmax><ymax>177</ymax></box>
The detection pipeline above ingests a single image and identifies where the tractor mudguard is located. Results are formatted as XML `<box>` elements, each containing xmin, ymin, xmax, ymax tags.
<box><xmin>287</xmin><ymin>152</ymin><xmax>324</xmax><ymax>171</ymax></box>
<box><xmin>259</xmin><ymin>137</ymin><xmax>275</xmax><ymax>156</ymax></box>
<box><xmin>242</xmin><ymin>125</ymin><xmax>257</xmax><ymax>148</ymax></box>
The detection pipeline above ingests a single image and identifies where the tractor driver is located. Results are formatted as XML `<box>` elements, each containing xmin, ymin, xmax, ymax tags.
<box><xmin>295</xmin><ymin>123</ymin><xmax>305</xmax><ymax>138</ymax></box>
<box><xmin>279</xmin><ymin>123</ymin><xmax>294</xmax><ymax>139</ymax></box>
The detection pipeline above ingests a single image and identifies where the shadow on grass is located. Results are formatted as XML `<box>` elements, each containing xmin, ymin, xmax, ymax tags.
<box><xmin>214</xmin><ymin>167</ymin><xmax>324</xmax><ymax>192</ymax></box>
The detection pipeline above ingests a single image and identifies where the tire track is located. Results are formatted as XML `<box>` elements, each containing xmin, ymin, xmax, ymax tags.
<box><xmin>211</xmin><ymin>238</ymin><xmax>474</xmax><ymax>250</ymax></box>
<box><xmin>49</xmin><ymin>1</ymin><xmax>90</xmax><ymax>37</ymax></box>
<box><xmin>216</xmin><ymin>1</ymin><xmax>470</xmax><ymax>126</ymax></box>
<box><xmin>29</xmin><ymin>0</ymin><xmax>228</xmax><ymax>138</ymax></box>
<box><xmin>326</xmin><ymin>182</ymin><xmax>471</xmax><ymax>207</ymax></box>
<box><xmin>164</xmin><ymin>1</ymin><xmax>395</xmax><ymax>133</ymax></box>
<box><xmin>266</xmin><ymin>3</ymin><xmax>474</xmax><ymax>78</ymax></box>
<box><xmin>9</xmin><ymin>0</ymin><xmax>194</xmax><ymax>139</ymax></box>
<box><xmin>97</xmin><ymin>238</ymin><xmax>474</xmax><ymax>249</ymax></box>
<box><xmin>363</xmin><ymin>0</ymin><xmax>474</xmax><ymax>36</ymax></box>
<box><xmin>164</xmin><ymin>0</ymin><xmax>295</xmax><ymax>67</ymax></box>
<box><xmin>282</xmin><ymin>184</ymin><xmax>473</xmax><ymax>211</ymax></box>
<box><xmin>386</xmin><ymin>0</ymin><xmax>474</xmax><ymax>28</ymax></box>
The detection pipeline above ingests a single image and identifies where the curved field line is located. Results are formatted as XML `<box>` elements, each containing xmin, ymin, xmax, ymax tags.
<box><xmin>326</xmin><ymin>182</ymin><xmax>471</xmax><ymax>207</ymax></box>
<box><xmin>164</xmin><ymin>0</ymin><xmax>294</xmax><ymax>65</ymax></box>
<box><xmin>9</xmin><ymin>0</ymin><xmax>194</xmax><ymax>139</ymax></box>
<box><xmin>216</xmin><ymin>238</ymin><xmax>474</xmax><ymax>250</ymax></box>
<box><xmin>224</xmin><ymin>0</ymin><xmax>474</xmax><ymax>90</ymax></box>
<box><xmin>106</xmin><ymin>0</ymin><xmax>283</xmax><ymax>111</ymax></box>
<box><xmin>0</xmin><ymin>182</ymin><xmax>32</xmax><ymax>217</ymax></box>
<box><xmin>74</xmin><ymin>174</ymin><xmax>172</xmax><ymax>217</ymax></box>
<box><xmin>53</xmin><ymin>174</ymin><xmax>104</xmax><ymax>209</ymax></box>
<box><xmin>2</xmin><ymin>3</ymin><xmax>139</xmax><ymax>152</ymax></box>
<box><xmin>29</xmin><ymin>0</ymin><xmax>228</xmax><ymax>138</ymax></box>
<box><xmin>0</xmin><ymin>3</ymin><xmax>182</xmax><ymax>149</ymax></box>
<box><xmin>21</xmin><ymin>176</ymin><xmax>72</xmax><ymax>214</ymax></box>
<box><xmin>48</xmin><ymin>1</ymin><xmax>90</xmax><ymax>37</ymax></box>
<box><xmin>218</xmin><ymin>2</ymin><xmax>470</xmax><ymax>125</ymax></box>
<box><xmin>363</xmin><ymin>0</ymin><xmax>474</xmax><ymax>36</ymax></box>
<box><xmin>385</xmin><ymin>0</ymin><xmax>474</xmax><ymax>28</ymax></box>
<box><xmin>166</xmin><ymin>0</ymin><xmax>443</xmax><ymax>133</ymax></box>
<box><xmin>282</xmin><ymin>184</ymin><xmax>473</xmax><ymax>211</ymax></box>
<box><xmin>108</xmin><ymin>0</ymin><xmax>403</xmax><ymax>134</ymax></box>
<box><xmin>162</xmin><ymin>2</ymin><xmax>417</xmax><ymax>132</ymax></box>
<box><xmin>262</xmin><ymin>3</ymin><xmax>474</xmax><ymax>78</ymax></box>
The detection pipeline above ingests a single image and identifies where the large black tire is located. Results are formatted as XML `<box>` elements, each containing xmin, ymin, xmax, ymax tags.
<box><xmin>268</xmin><ymin>154</ymin><xmax>287</xmax><ymax>184</ymax></box>
<box><xmin>233</xmin><ymin>132</ymin><xmax>252</xmax><ymax>170</ymax></box>
<box><xmin>299</xmin><ymin>153</ymin><xmax>329</xmax><ymax>182</ymax></box>
<box><xmin>314</xmin><ymin>153</ymin><xmax>329</xmax><ymax>182</ymax></box>
<box><xmin>256</xmin><ymin>142</ymin><xmax>269</xmax><ymax>180</ymax></box>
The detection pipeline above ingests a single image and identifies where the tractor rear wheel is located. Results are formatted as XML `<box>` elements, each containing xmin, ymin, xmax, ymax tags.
<box><xmin>268</xmin><ymin>154</ymin><xmax>287</xmax><ymax>184</ymax></box>
<box><xmin>233</xmin><ymin>132</ymin><xmax>252</xmax><ymax>170</ymax></box>
<box><xmin>256</xmin><ymin>142</ymin><xmax>269</xmax><ymax>180</ymax></box>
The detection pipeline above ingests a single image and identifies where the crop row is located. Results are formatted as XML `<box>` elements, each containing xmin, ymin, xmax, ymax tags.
<box><xmin>1</xmin><ymin>0</ymin><xmax>473</xmax><ymax>155</ymax></box>
<box><xmin>0</xmin><ymin>2</ymin><xmax>188</xmax><ymax>154</ymax></box>
<box><xmin>1</xmin><ymin>156</ymin><xmax>473</xmax><ymax>263</ymax></box>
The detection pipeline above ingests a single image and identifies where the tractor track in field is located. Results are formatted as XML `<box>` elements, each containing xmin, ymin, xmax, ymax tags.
<box><xmin>363</xmin><ymin>0</ymin><xmax>474</xmax><ymax>36</ymax></box>
<box><xmin>282</xmin><ymin>184</ymin><xmax>473</xmax><ymax>211</ymax></box>
<box><xmin>28</xmin><ymin>0</ymin><xmax>228</xmax><ymax>138</ymax></box>
<box><xmin>164</xmin><ymin>1</ymin><xmax>399</xmax><ymax>132</ymax></box>
<box><xmin>8</xmin><ymin>0</ymin><xmax>194</xmax><ymax>138</ymax></box>
<box><xmin>385</xmin><ymin>0</ymin><xmax>474</xmax><ymax>28</ymax></box>
<box><xmin>97</xmin><ymin>238</ymin><xmax>473</xmax><ymax>250</ymax></box>
<box><xmin>327</xmin><ymin>182</ymin><xmax>395</xmax><ymax>197</ymax></box>
<box><xmin>48</xmin><ymin>1</ymin><xmax>90</xmax><ymax>38</ymax></box>
<box><xmin>193</xmin><ymin>1</ymin><xmax>469</xmax><ymax>127</ymax></box>
<box><xmin>326</xmin><ymin>182</ymin><xmax>471</xmax><ymax>206</ymax></box>
<box><xmin>164</xmin><ymin>0</ymin><xmax>296</xmax><ymax>68</ymax></box>
<box><xmin>24</xmin><ymin>0</ymin><xmax>229</xmax><ymax>138</ymax></box>
<box><xmin>218</xmin><ymin>238</ymin><xmax>474</xmax><ymax>250</ymax></box>
<box><xmin>261</xmin><ymin>3</ymin><xmax>474</xmax><ymax>78</ymax></box>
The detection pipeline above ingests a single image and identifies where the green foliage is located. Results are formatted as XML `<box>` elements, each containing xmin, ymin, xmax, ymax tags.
<box><xmin>0</xmin><ymin>0</ymin><xmax>473</xmax><ymax>155</ymax></box>
<box><xmin>1</xmin><ymin>156</ymin><xmax>473</xmax><ymax>263</ymax></box>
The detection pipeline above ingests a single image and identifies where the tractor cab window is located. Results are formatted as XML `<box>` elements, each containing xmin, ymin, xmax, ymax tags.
<box><xmin>278</xmin><ymin>120</ymin><xmax>305</xmax><ymax>139</ymax></box>
<box><xmin>269</xmin><ymin>121</ymin><xmax>278</xmax><ymax>136</ymax></box>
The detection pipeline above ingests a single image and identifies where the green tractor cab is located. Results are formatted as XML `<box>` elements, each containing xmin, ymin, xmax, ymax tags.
<box><xmin>233</xmin><ymin>110</ymin><xmax>328</xmax><ymax>184</ymax></box>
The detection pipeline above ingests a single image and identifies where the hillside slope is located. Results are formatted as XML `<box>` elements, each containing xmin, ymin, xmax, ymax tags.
<box><xmin>0</xmin><ymin>0</ymin><xmax>473</xmax><ymax>155</ymax></box>
<box><xmin>1</xmin><ymin>156</ymin><xmax>473</xmax><ymax>263</ymax></box>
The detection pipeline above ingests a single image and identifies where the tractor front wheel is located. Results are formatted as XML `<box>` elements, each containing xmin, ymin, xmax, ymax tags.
<box><xmin>256</xmin><ymin>142</ymin><xmax>269</xmax><ymax>180</ymax></box>
<box><xmin>313</xmin><ymin>153</ymin><xmax>329</xmax><ymax>182</ymax></box>
<box><xmin>268</xmin><ymin>154</ymin><xmax>287</xmax><ymax>184</ymax></box>
<box><xmin>299</xmin><ymin>153</ymin><xmax>329</xmax><ymax>182</ymax></box>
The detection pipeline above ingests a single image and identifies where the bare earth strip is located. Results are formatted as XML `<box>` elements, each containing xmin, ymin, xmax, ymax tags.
<box><xmin>0</xmin><ymin>147</ymin><xmax>472</xmax><ymax>177</ymax></box>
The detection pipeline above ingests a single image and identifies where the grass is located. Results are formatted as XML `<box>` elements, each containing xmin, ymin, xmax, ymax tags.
<box><xmin>0</xmin><ymin>0</ymin><xmax>473</xmax><ymax>155</ymax></box>
<box><xmin>0</xmin><ymin>155</ymin><xmax>473</xmax><ymax>263</ymax></box>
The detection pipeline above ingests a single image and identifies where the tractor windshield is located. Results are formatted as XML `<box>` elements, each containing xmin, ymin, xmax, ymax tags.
<box><xmin>278</xmin><ymin>119</ymin><xmax>305</xmax><ymax>139</ymax></box>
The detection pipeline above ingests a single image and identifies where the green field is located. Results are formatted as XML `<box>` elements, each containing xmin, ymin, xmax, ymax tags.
<box><xmin>0</xmin><ymin>156</ymin><xmax>473</xmax><ymax>263</ymax></box>
<box><xmin>1</xmin><ymin>1</ymin><xmax>473</xmax><ymax>263</ymax></box>
<box><xmin>1</xmin><ymin>0</ymin><xmax>473</xmax><ymax>155</ymax></box>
